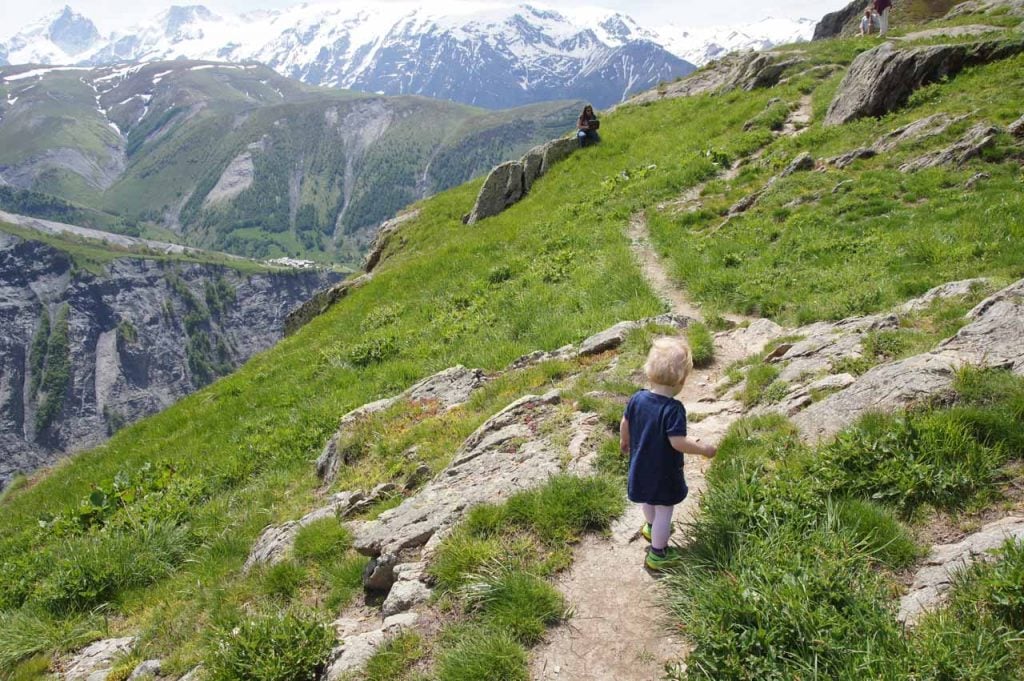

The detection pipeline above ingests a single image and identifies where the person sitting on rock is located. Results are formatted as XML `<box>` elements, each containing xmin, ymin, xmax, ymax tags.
<box><xmin>577</xmin><ymin>105</ymin><xmax>601</xmax><ymax>147</ymax></box>
<box><xmin>873</xmin><ymin>0</ymin><xmax>892</xmax><ymax>36</ymax></box>
<box><xmin>620</xmin><ymin>337</ymin><xmax>716</xmax><ymax>572</ymax></box>
<box><xmin>859</xmin><ymin>7</ymin><xmax>878</xmax><ymax>36</ymax></box>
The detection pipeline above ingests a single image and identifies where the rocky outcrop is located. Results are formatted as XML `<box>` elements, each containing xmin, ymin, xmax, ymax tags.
<box><xmin>324</xmin><ymin>612</ymin><xmax>420</xmax><ymax>681</ymax></box>
<box><xmin>624</xmin><ymin>51</ymin><xmax>808</xmax><ymax>107</ymax></box>
<box><xmin>349</xmin><ymin>390</ymin><xmax>565</xmax><ymax>564</ymax></box>
<box><xmin>947</xmin><ymin>0</ymin><xmax>1024</xmax><ymax>19</ymax></box>
<box><xmin>576</xmin><ymin>313</ymin><xmax>690</xmax><ymax>357</ymax></box>
<box><xmin>824</xmin><ymin>38</ymin><xmax>1024</xmax><ymax>126</ymax></box>
<box><xmin>899</xmin><ymin>123</ymin><xmax>999</xmax><ymax>172</ymax></box>
<box><xmin>898</xmin><ymin>516</ymin><xmax>1024</xmax><ymax>626</ymax></box>
<box><xmin>465</xmin><ymin>138</ymin><xmax>578</xmax><ymax>225</ymax></box>
<box><xmin>0</xmin><ymin>231</ymin><xmax>339</xmax><ymax>490</ymax></box>
<box><xmin>793</xmin><ymin>277</ymin><xmax>1024</xmax><ymax>442</ymax></box>
<box><xmin>61</xmin><ymin>636</ymin><xmax>136</xmax><ymax>681</ymax></box>
<box><xmin>316</xmin><ymin>366</ymin><xmax>488</xmax><ymax>484</ymax></box>
<box><xmin>127</xmin><ymin>659</ymin><xmax>162</xmax><ymax>680</ymax></box>
<box><xmin>828</xmin><ymin>112</ymin><xmax>971</xmax><ymax>168</ymax></box>
<box><xmin>283</xmin><ymin>273</ymin><xmax>372</xmax><ymax>336</ymax></box>
<box><xmin>243</xmin><ymin>486</ymin><xmax>395</xmax><ymax>573</ymax></box>
<box><xmin>813</xmin><ymin>0</ymin><xmax>870</xmax><ymax>40</ymax></box>
<box><xmin>362</xmin><ymin>210</ymin><xmax>420</xmax><ymax>274</ymax></box>
<box><xmin>1009</xmin><ymin>114</ymin><xmax>1024</xmax><ymax>137</ymax></box>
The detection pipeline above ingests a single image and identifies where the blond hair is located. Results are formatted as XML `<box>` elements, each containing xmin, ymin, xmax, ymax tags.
<box><xmin>644</xmin><ymin>337</ymin><xmax>693</xmax><ymax>388</ymax></box>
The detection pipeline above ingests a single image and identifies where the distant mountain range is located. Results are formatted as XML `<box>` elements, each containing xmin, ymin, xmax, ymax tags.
<box><xmin>0</xmin><ymin>3</ymin><xmax>816</xmax><ymax>109</ymax></box>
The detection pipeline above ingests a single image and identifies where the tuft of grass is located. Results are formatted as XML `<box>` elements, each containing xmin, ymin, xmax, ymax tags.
<box><xmin>361</xmin><ymin>631</ymin><xmax>427</xmax><ymax>681</ymax></box>
<box><xmin>258</xmin><ymin>561</ymin><xmax>306</xmax><ymax>600</ymax></box>
<box><xmin>461</xmin><ymin>567</ymin><xmax>566</xmax><ymax>645</ymax></box>
<box><xmin>0</xmin><ymin>610</ymin><xmax>103</xmax><ymax>671</ymax></box>
<box><xmin>829</xmin><ymin>497</ymin><xmax>920</xmax><ymax>569</ymax></box>
<box><xmin>204</xmin><ymin>610</ymin><xmax>334</xmax><ymax>681</ymax></box>
<box><xmin>435</xmin><ymin>628</ymin><xmax>529</xmax><ymax>681</ymax></box>
<box><xmin>293</xmin><ymin>518</ymin><xmax>353</xmax><ymax>564</ymax></box>
<box><xmin>686</xmin><ymin>322</ymin><xmax>715</xmax><ymax>368</ymax></box>
<box><xmin>739</xmin><ymin>363</ymin><xmax>781</xmax><ymax>407</ymax></box>
<box><xmin>323</xmin><ymin>554</ymin><xmax>370</xmax><ymax>611</ymax></box>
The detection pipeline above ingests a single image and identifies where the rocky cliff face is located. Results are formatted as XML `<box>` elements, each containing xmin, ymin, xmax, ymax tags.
<box><xmin>0</xmin><ymin>231</ymin><xmax>341</xmax><ymax>488</ymax></box>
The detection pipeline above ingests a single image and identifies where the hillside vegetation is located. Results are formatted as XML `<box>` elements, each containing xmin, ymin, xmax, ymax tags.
<box><xmin>0</xmin><ymin>62</ymin><xmax>582</xmax><ymax>264</ymax></box>
<box><xmin>2</xmin><ymin>3</ymin><xmax>1024</xmax><ymax>679</ymax></box>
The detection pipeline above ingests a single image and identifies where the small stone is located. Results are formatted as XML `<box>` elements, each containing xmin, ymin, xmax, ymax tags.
<box><xmin>382</xmin><ymin>579</ymin><xmax>432</xmax><ymax>616</ymax></box>
<box><xmin>128</xmin><ymin>659</ymin><xmax>162</xmax><ymax>680</ymax></box>
<box><xmin>362</xmin><ymin>552</ymin><xmax>398</xmax><ymax>591</ymax></box>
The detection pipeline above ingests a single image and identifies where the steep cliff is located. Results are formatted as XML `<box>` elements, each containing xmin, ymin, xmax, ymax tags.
<box><xmin>0</xmin><ymin>229</ymin><xmax>340</xmax><ymax>488</ymax></box>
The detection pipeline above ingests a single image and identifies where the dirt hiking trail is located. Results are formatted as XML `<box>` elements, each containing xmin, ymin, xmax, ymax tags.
<box><xmin>530</xmin><ymin>99</ymin><xmax>812</xmax><ymax>680</ymax></box>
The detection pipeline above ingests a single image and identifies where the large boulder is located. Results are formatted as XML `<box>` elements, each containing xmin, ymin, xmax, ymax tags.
<box><xmin>284</xmin><ymin>273</ymin><xmax>373</xmax><ymax>336</ymax></box>
<box><xmin>824</xmin><ymin>37</ymin><xmax>1024</xmax><ymax>126</ymax></box>
<box><xmin>363</xmin><ymin>210</ymin><xmax>420</xmax><ymax>273</ymax></box>
<box><xmin>466</xmin><ymin>161</ymin><xmax>526</xmax><ymax>224</ymax></box>
<box><xmin>539</xmin><ymin>137</ymin><xmax>578</xmax><ymax>176</ymax></box>
<box><xmin>813</xmin><ymin>0</ymin><xmax>870</xmax><ymax>40</ymax></box>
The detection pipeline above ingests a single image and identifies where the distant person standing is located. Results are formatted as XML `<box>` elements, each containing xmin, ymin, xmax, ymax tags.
<box><xmin>577</xmin><ymin>105</ymin><xmax>601</xmax><ymax>147</ymax></box>
<box><xmin>873</xmin><ymin>0</ymin><xmax>892</xmax><ymax>35</ymax></box>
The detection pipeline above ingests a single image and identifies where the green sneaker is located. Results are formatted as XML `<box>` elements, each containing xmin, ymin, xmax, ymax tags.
<box><xmin>645</xmin><ymin>546</ymin><xmax>683</xmax><ymax>571</ymax></box>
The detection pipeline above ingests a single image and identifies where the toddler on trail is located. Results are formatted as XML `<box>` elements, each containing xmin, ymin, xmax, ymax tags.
<box><xmin>620</xmin><ymin>337</ymin><xmax>716</xmax><ymax>571</ymax></box>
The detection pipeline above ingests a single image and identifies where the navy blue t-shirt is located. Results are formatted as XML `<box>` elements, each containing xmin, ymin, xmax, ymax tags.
<box><xmin>625</xmin><ymin>390</ymin><xmax>688</xmax><ymax>506</ymax></box>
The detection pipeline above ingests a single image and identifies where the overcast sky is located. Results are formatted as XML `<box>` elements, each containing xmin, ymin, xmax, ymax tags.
<box><xmin>4</xmin><ymin>0</ymin><xmax>850</xmax><ymax>35</ymax></box>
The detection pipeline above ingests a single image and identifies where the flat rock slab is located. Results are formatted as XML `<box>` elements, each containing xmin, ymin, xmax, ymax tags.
<box><xmin>794</xmin><ymin>277</ymin><xmax>1024</xmax><ymax>443</ymax></box>
<box><xmin>899</xmin><ymin>516</ymin><xmax>1024</xmax><ymax>625</ymax></box>
<box><xmin>62</xmin><ymin>637</ymin><xmax>136</xmax><ymax>681</ymax></box>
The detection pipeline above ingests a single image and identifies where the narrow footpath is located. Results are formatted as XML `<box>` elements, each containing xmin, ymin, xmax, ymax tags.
<box><xmin>530</xmin><ymin>96</ymin><xmax>813</xmax><ymax>680</ymax></box>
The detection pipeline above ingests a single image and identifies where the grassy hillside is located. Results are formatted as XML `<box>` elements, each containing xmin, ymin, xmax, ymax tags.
<box><xmin>0</xmin><ymin>62</ymin><xmax>583</xmax><ymax>264</ymax></box>
<box><xmin>2</xmin><ymin>5</ymin><xmax>1024</xmax><ymax>679</ymax></box>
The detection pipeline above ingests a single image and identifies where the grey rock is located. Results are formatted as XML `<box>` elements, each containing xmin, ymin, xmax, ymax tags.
<box><xmin>283</xmin><ymin>272</ymin><xmax>372</xmax><ymax>336</ymax></box>
<box><xmin>63</xmin><ymin>636</ymin><xmax>136</xmax><ymax>681</ymax></box>
<box><xmin>0</xmin><ymin>230</ymin><xmax>339</xmax><ymax>491</ymax></box>
<box><xmin>946</xmin><ymin>0</ymin><xmax>1024</xmax><ymax>19</ymax></box>
<box><xmin>828</xmin><ymin>147</ymin><xmax>876</xmax><ymax>169</ymax></box>
<box><xmin>381</xmin><ymin>578</ymin><xmax>432</xmax><ymax>616</ymax></box>
<box><xmin>521</xmin><ymin>146</ymin><xmax>545</xmax><ymax>193</ymax></box>
<box><xmin>363</xmin><ymin>552</ymin><xmax>399</xmax><ymax>591</ymax></box>
<box><xmin>127</xmin><ymin>659</ymin><xmax>162</xmax><ymax>680</ymax></box>
<box><xmin>539</xmin><ymin>137</ymin><xmax>578</xmax><ymax>176</ymax></box>
<box><xmin>722</xmin><ymin>318</ymin><xmax>787</xmax><ymax>357</ymax></box>
<box><xmin>317</xmin><ymin>366</ymin><xmax>487</xmax><ymax>484</ymax></box>
<box><xmin>898</xmin><ymin>278</ymin><xmax>989</xmax><ymax>314</ymax></box>
<box><xmin>350</xmin><ymin>390</ymin><xmax>565</xmax><ymax>559</ymax></box>
<box><xmin>965</xmin><ymin>171</ymin><xmax>992</xmax><ymax>188</ymax></box>
<box><xmin>793</xmin><ymin>277</ymin><xmax>1024</xmax><ymax>442</ymax></box>
<box><xmin>243</xmin><ymin>488</ymin><xmax>388</xmax><ymax>572</ymax></box>
<box><xmin>813</xmin><ymin>0</ymin><xmax>869</xmax><ymax>40</ymax></box>
<box><xmin>382</xmin><ymin>612</ymin><xmax>421</xmax><ymax>632</ymax></box>
<box><xmin>825</xmin><ymin>38</ymin><xmax>1024</xmax><ymax>126</ymax></box>
<box><xmin>897</xmin><ymin>24</ymin><xmax>1004</xmax><ymax>41</ymax></box>
<box><xmin>780</xmin><ymin>152</ymin><xmax>815</xmax><ymax>177</ymax></box>
<box><xmin>509</xmin><ymin>344</ymin><xmax>576</xmax><ymax>370</ymax></box>
<box><xmin>899</xmin><ymin>516</ymin><xmax>1024</xmax><ymax>626</ymax></box>
<box><xmin>899</xmin><ymin>123</ymin><xmax>999</xmax><ymax>172</ymax></box>
<box><xmin>324</xmin><ymin>630</ymin><xmax>388</xmax><ymax>680</ymax></box>
<box><xmin>363</xmin><ymin>210</ymin><xmax>420</xmax><ymax>273</ymax></box>
<box><xmin>176</xmin><ymin>668</ymin><xmax>202</xmax><ymax>681</ymax></box>
<box><xmin>576</xmin><ymin>313</ymin><xmax>690</xmax><ymax>357</ymax></box>
<box><xmin>1009</xmin><ymin>113</ymin><xmax>1024</xmax><ymax>137</ymax></box>
<box><xmin>466</xmin><ymin>161</ymin><xmax>525</xmax><ymax>224</ymax></box>
<box><xmin>874</xmin><ymin>113</ymin><xmax>967</xmax><ymax>152</ymax></box>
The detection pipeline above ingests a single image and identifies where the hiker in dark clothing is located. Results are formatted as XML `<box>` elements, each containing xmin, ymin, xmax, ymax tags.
<box><xmin>577</xmin><ymin>105</ymin><xmax>601</xmax><ymax>147</ymax></box>
<box><xmin>873</xmin><ymin>0</ymin><xmax>892</xmax><ymax>35</ymax></box>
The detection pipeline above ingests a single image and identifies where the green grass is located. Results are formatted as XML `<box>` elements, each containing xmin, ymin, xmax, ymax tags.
<box><xmin>686</xmin><ymin>322</ymin><xmax>715</xmax><ymax>368</ymax></box>
<box><xmin>666</xmin><ymin>369</ymin><xmax>1024</xmax><ymax>679</ymax></box>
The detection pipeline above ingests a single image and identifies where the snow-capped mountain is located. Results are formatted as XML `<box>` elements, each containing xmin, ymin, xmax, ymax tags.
<box><xmin>0</xmin><ymin>3</ymin><xmax>813</xmax><ymax>109</ymax></box>
<box><xmin>653</xmin><ymin>16</ymin><xmax>818</xmax><ymax>67</ymax></box>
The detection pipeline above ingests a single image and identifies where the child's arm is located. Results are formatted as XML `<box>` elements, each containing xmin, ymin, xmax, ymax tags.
<box><xmin>669</xmin><ymin>435</ymin><xmax>716</xmax><ymax>459</ymax></box>
<box><xmin>619</xmin><ymin>417</ymin><xmax>630</xmax><ymax>455</ymax></box>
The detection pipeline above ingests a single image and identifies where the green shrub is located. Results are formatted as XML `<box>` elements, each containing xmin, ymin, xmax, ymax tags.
<box><xmin>687</xmin><ymin>322</ymin><xmax>715</xmax><ymax>368</ymax></box>
<box><xmin>35</xmin><ymin>305</ymin><xmax>71</xmax><ymax>432</ymax></box>
<box><xmin>205</xmin><ymin>610</ymin><xmax>334</xmax><ymax>681</ymax></box>
<box><xmin>436</xmin><ymin>628</ymin><xmax>528</xmax><ymax>681</ymax></box>
<box><xmin>258</xmin><ymin>561</ymin><xmax>306</xmax><ymax>600</ymax></box>
<box><xmin>461</xmin><ymin>567</ymin><xmax>566</xmax><ymax>645</ymax></box>
<box><xmin>293</xmin><ymin>518</ymin><xmax>353</xmax><ymax>564</ymax></box>
<box><xmin>347</xmin><ymin>336</ymin><xmax>400</xmax><ymax>367</ymax></box>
